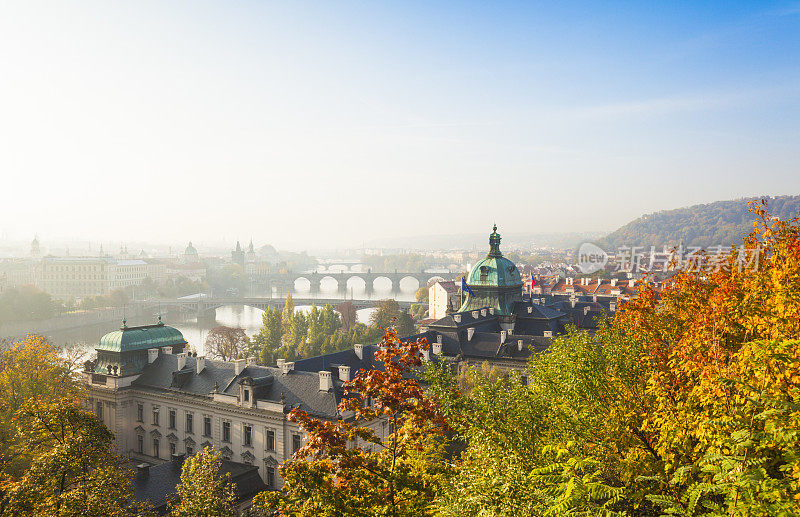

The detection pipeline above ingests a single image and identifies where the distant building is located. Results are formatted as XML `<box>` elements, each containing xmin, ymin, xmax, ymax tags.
<box><xmin>182</xmin><ymin>242</ymin><xmax>200</xmax><ymax>264</ymax></box>
<box><xmin>40</xmin><ymin>257</ymin><xmax>112</xmax><ymax>299</ymax></box>
<box><xmin>428</xmin><ymin>280</ymin><xmax>459</xmax><ymax>320</ymax></box>
<box><xmin>30</xmin><ymin>235</ymin><xmax>40</xmax><ymax>258</ymax></box>
<box><xmin>231</xmin><ymin>241</ymin><xmax>245</xmax><ymax>268</ymax></box>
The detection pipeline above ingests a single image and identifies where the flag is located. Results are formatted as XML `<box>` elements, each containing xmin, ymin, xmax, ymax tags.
<box><xmin>461</xmin><ymin>278</ymin><xmax>476</xmax><ymax>297</ymax></box>
<box><xmin>530</xmin><ymin>272</ymin><xmax>536</xmax><ymax>287</ymax></box>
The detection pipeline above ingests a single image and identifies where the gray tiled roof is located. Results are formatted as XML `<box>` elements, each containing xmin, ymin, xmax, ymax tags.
<box><xmin>131</xmin><ymin>355</ymin><xmax>342</xmax><ymax>419</ymax></box>
<box><xmin>132</xmin><ymin>458</ymin><xmax>265</xmax><ymax>514</ymax></box>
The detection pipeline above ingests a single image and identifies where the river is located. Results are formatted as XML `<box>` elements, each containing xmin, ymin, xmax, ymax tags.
<box><xmin>36</xmin><ymin>286</ymin><xmax>416</xmax><ymax>357</ymax></box>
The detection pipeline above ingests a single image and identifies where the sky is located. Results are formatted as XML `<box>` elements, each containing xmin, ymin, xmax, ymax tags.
<box><xmin>0</xmin><ymin>1</ymin><xmax>799</xmax><ymax>250</ymax></box>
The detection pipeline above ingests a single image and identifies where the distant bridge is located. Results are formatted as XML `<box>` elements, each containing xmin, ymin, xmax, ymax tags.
<box><xmin>249</xmin><ymin>270</ymin><xmax>448</xmax><ymax>296</ymax></box>
<box><xmin>136</xmin><ymin>296</ymin><xmax>419</xmax><ymax>319</ymax></box>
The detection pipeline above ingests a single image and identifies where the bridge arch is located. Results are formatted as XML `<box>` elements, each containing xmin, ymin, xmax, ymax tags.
<box><xmin>319</xmin><ymin>275</ymin><xmax>339</xmax><ymax>292</ymax></box>
<box><xmin>294</xmin><ymin>277</ymin><xmax>311</xmax><ymax>292</ymax></box>
<box><xmin>372</xmin><ymin>276</ymin><xmax>393</xmax><ymax>292</ymax></box>
<box><xmin>426</xmin><ymin>276</ymin><xmax>446</xmax><ymax>287</ymax></box>
<box><xmin>345</xmin><ymin>276</ymin><xmax>367</xmax><ymax>292</ymax></box>
<box><xmin>398</xmin><ymin>276</ymin><xmax>421</xmax><ymax>292</ymax></box>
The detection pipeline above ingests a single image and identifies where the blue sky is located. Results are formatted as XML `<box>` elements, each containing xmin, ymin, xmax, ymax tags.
<box><xmin>0</xmin><ymin>1</ymin><xmax>798</xmax><ymax>248</ymax></box>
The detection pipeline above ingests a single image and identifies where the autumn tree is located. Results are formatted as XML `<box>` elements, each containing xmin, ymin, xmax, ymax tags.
<box><xmin>0</xmin><ymin>398</ymin><xmax>143</xmax><ymax>517</ymax></box>
<box><xmin>253</xmin><ymin>330</ymin><xmax>451</xmax><ymax>516</ymax></box>
<box><xmin>433</xmin><ymin>200</ymin><xmax>800</xmax><ymax>515</ymax></box>
<box><xmin>205</xmin><ymin>326</ymin><xmax>249</xmax><ymax>361</ymax></box>
<box><xmin>0</xmin><ymin>335</ymin><xmax>81</xmax><ymax>476</ymax></box>
<box><xmin>335</xmin><ymin>301</ymin><xmax>357</xmax><ymax>331</ymax></box>
<box><xmin>169</xmin><ymin>446</ymin><xmax>237</xmax><ymax>517</ymax></box>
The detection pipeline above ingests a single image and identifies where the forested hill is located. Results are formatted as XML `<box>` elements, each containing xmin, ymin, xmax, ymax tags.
<box><xmin>597</xmin><ymin>195</ymin><xmax>800</xmax><ymax>250</ymax></box>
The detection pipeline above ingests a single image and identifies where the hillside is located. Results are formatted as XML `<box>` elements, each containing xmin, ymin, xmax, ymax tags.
<box><xmin>597</xmin><ymin>195</ymin><xmax>800</xmax><ymax>250</ymax></box>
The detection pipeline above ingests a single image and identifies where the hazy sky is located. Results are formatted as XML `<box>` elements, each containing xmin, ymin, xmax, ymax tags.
<box><xmin>1</xmin><ymin>1</ymin><xmax>799</xmax><ymax>249</ymax></box>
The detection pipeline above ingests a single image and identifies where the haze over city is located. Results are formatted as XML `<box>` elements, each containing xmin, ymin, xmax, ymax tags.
<box><xmin>2</xmin><ymin>1</ymin><xmax>799</xmax><ymax>249</ymax></box>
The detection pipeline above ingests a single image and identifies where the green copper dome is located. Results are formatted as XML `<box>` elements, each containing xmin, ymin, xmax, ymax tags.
<box><xmin>460</xmin><ymin>225</ymin><xmax>523</xmax><ymax>315</ymax></box>
<box><xmin>97</xmin><ymin>320</ymin><xmax>187</xmax><ymax>353</ymax></box>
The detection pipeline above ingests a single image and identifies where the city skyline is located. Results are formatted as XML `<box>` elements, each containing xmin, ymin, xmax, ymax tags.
<box><xmin>1</xmin><ymin>1</ymin><xmax>799</xmax><ymax>248</ymax></box>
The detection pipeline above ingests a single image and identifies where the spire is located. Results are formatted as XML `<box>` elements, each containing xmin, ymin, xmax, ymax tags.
<box><xmin>488</xmin><ymin>224</ymin><xmax>502</xmax><ymax>258</ymax></box>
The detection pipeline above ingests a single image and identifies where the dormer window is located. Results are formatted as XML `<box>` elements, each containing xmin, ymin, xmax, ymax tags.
<box><xmin>480</xmin><ymin>266</ymin><xmax>489</xmax><ymax>281</ymax></box>
<box><xmin>243</xmin><ymin>389</ymin><xmax>250</xmax><ymax>402</ymax></box>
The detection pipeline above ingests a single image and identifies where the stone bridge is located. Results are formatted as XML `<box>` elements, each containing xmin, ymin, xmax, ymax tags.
<box><xmin>249</xmin><ymin>271</ymin><xmax>447</xmax><ymax>296</ymax></box>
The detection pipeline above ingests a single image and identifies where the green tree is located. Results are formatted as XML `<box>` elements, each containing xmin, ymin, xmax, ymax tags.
<box><xmin>370</xmin><ymin>299</ymin><xmax>414</xmax><ymax>336</ymax></box>
<box><xmin>252</xmin><ymin>306</ymin><xmax>282</xmax><ymax>365</ymax></box>
<box><xmin>281</xmin><ymin>293</ymin><xmax>295</xmax><ymax>336</ymax></box>
<box><xmin>169</xmin><ymin>446</ymin><xmax>237</xmax><ymax>517</ymax></box>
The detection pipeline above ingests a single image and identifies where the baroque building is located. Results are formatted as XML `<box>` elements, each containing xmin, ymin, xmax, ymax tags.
<box><xmin>84</xmin><ymin>319</ymin><xmax>391</xmax><ymax>491</ymax></box>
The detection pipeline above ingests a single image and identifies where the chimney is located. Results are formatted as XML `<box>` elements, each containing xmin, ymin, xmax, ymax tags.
<box><xmin>543</xmin><ymin>330</ymin><xmax>553</xmax><ymax>338</ymax></box>
<box><xmin>584</xmin><ymin>306</ymin><xmax>590</xmax><ymax>315</ymax></box>
<box><xmin>148</xmin><ymin>349</ymin><xmax>159</xmax><ymax>364</ymax></box>
<box><xmin>489</xmin><ymin>308</ymin><xmax>495</xmax><ymax>315</ymax></box>
<box><xmin>593</xmin><ymin>294</ymin><xmax>598</xmax><ymax>302</ymax></box>
<box><xmin>527</xmin><ymin>306</ymin><xmax>532</xmax><ymax>314</ymax></box>
<box><xmin>421</xmin><ymin>348</ymin><xmax>430</xmax><ymax>362</ymax></box>
<box><xmin>234</xmin><ymin>358</ymin><xmax>246</xmax><ymax>375</ymax></box>
<box><xmin>163</xmin><ymin>346</ymin><xmax>173</xmax><ymax>355</ymax></box>
<box><xmin>610</xmin><ymin>303</ymin><xmax>616</xmax><ymax>312</ymax></box>
<box><xmin>246</xmin><ymin>356</ymin><xmax>256</xmax><ymax>366</ymax></box>
<box><xmin>453</xmin><ymin>314</ymin><xmax>461</xmax><ymax>323</ymax></box>
<box><xmin>280</xmin><ymin>361</ymin><xmax>294</xmax><ymax>375</ymax></box>
<box><xmin>318</xmin><ymin>370</ymin><xmax>333</xmax><ymax>391</ymax></box>
<box><xmin>196</xmin><ymin>356</ymin><xmax>206</xmax><ymax>374</ymax></box>
<box><xmin>437</xmin><ymin>334</ymin><xmax>442</xmax><ymax>344</ymax></box>
<box><xmin>571</xmin><ymin>299</ymin><xmax>576</xmax><ymax>308</ymax></box>
<box><xmin>354</xmin><ymin>343</ymin><xmax>364</xmax><ymax>360</ymax></box>
<box><xmin>471</xmin><ymin>310</ymin><xmax>478</xmax><ymax>319</ymax></box>
<box><xmin>611</xmin><ymin>278</ymin><xmax>617</xmax><ymax>286</ymax></box>
<box><xmin>517</xmin><ymin>339</ymin><xmax>523</xmax><ymax>352</ymax></box>
<box><xmin>500</xmin><ymin>330</ymin><xmax>507</xmax><ymax>344</ymax></box>
<box><xmin>629</xmin><ymin>279</ymin><xmax>635</xmax><ymax>288</ymax></box>
<box><xmin>480</xmin><ymin>308</ymin><xmax>487</xmax><ymax>317</ymax></box>
<box><xmin>433</xmin><ymin>342</ymin><xmax>443</xmax><ymax>355</ymax></box>
<box><xmin>136</xmin><ymin>464</ymin><xmax>150</xmax><ymax>478</ymax></box>
<box><xmin>176</xmin><ymin>352</ymin><xmax>187</xmax><ymax>371</ymax></box>
<box><xmin>338</xmin><ymin>365</ymin><xmax>351</xmax><ymax>382</ymax></box>
<box><xmin>276</xmin><ymin>358</ymin><xmax>285</xmax><ymax>368</ymax></box>
<box><xmin>467</xmin><ymin>328</ymin><xmax>475</xmax><ymax>341</ymax></box>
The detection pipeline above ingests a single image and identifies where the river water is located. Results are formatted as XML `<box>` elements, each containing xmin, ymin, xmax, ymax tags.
<box><xmin>39</xmin><ymin>286</ymin><xmax>416</xmax><ymax>357</ymax></box>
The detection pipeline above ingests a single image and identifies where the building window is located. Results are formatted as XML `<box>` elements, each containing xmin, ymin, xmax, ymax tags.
<box><xmin>203</xmin><ymin>417</ymin><xmax>212</xmax><ymax>437</ymax></box>
<box><xmin>153</xmin><ymin>439</ymin><xmax>160</xmax><ymax>458</ymax></box>
<box><xmin>169</xmin><ymin>409</ymin><xmax>176</xmax><ymax>430</ymax></box>
<box><xmin>186</xmin><ymin>413</ymin><xmax>193</xmax><ymax>434</ymax></box>
<box><xmin>137</xmin><ymin>403</ymin><xmax>143</xmax><ymax>422</ymax></box>
<box><xmin>266</xmin><ymin>429</ymin><xmax>275</xmax><ymax>451</ymax></box>
<box><xmin>222</xmin><ymin>421</ymin><xmax>231</xmax><ymax>443</ymax></box>
<box><xmin>292</xmin><ymin>434</ymin><xmax>301</xmax><ymax>453</ymax></box>
<box><xmin>137</xmin><ymin>435</ymin><xmax>143</xmax><ymax>454</ymax></box>
<box><xmin>266</xmin><ymin>466</ymin><xmax>275</xmax><ymax>488</ymax></box>
<box><xmin>186</xmin><ymin>445</ymin><xmax>194</xmax><ymax>456</ymax></box>
<box><xmin>244</xmin><ymin>425</ymin><xmax>252</xmax><ymax>447</ymax></box>
<box><xmin>169</xmin><ymin>442</ymin><xmax>176</xmax><ymax>457</ymax></box>
<box><xmin>243</xmin><ymin>389</ymin><xmax>250</xmax><ymax>402</ymax></box>
<box><xmin>96</xmin><ymin>401</ymin><xmax>103</xmax><ymax>420</ymax></box>
<box><xmin>152</xmin><ymin>407</ymin><xmax>159</xmax><ymax>426</ymax></box>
